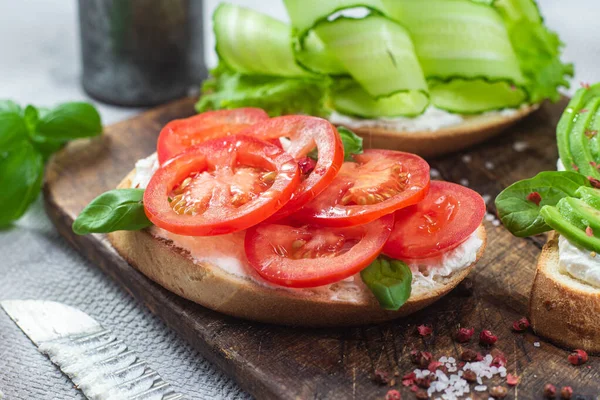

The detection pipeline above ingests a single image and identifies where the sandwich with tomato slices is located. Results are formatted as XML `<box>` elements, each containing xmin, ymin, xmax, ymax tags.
<box><xmin>196</xmin><ymin>1</ymin><xmax>572</xmax><ymax>157</ymax></box>
<box><xmin>74</xmin><ymin>108</ymin><xmax>487</xmax><ymax>326</ymax></box>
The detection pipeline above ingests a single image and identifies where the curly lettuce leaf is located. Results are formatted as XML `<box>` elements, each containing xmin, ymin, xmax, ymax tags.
<box><xmin>495</xmin><ymin>0</ymin><xmax>573</xmax><ymax>103</ymax></box>
<box><xmin>196</xmin><ymin>64</ymin><xmax>331</xmax><ymax>117</ymax></box>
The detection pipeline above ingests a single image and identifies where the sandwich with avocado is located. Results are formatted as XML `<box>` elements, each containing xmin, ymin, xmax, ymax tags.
<box><xmin>496</xmin><ymin>83</ymin><xmax>600</xmax><ymax>352</ymax></box>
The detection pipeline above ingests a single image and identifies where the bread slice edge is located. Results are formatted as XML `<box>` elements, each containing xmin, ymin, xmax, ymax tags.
<box><xmin>529</xmin><ymin>231</ymin><xmax>600</xmax><ymax>352</ymax></box>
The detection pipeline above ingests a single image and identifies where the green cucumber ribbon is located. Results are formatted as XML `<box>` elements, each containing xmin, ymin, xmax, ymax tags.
<box><xmin>202</xmin><ymin>0</ymin><xmax>572</xmax><ymax>117</ymax></box>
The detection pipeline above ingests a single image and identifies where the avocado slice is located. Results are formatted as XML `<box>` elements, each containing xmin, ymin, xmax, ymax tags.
<box><xmin>568</xmin><ymin>97</ymin><xmax>600</xmax><ymax>179</ymax></box>
<box><xmin>556</xmin><ymin>197</ymin><xmax>600</xmax><ymax>233</ymax></box>
<box><xmin>541</xmin><ymin>204</ymin><xmax>600</xmax><ymax>253</ymax></box>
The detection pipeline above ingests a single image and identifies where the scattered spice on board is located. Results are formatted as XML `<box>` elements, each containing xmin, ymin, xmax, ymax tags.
<box><xmin>417</xmin><ymin>324</ymin><xmax>432</xmax><ymax>337</ymax></box>
<box><xmin>384</xmin><ymin>389</ymin><xmax>401</xmax><ymax>400</ymax></box>
<box><xmin>512</xmin><ymin>317</ymin><xmax>530</xmax><ymax>332</ymax></box>
<box><xmin>543</xmin><ymin>383</ymin><xmax>557</xmax><ymax>397</ymax></box>
<box><xmin>560</xmin><ymin>386</ymin><xmax>573</xmax><ymax>399</ymax></box>
<box><xmin>568</xmin><ymin>349</ymin><xmax>588</xmax><ymax>366</ymax></box>
<box><xmin>455</xmin><ymin>327</ymin><xmax>475</xmax><ymax>343</ymax></box>
<box><xmin>479</xmin><ymin>329</ymin><xmax>498</xmax><ymax>346</ymax></box>
<box><xmin>506</xmin><ymin>373</ymin><xmax>520</xmax><ymax>386</ymax></box>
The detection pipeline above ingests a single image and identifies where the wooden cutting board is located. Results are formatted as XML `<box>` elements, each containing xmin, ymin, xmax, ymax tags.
<box><xmin>44</xmin><ymin>97</ymin><xmax>600</xmax><ymax>399</ymax></box>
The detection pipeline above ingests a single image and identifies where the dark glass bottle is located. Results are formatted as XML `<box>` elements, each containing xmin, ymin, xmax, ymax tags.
<box><xmin>78</xmin><ymin>0</ymin><xmax>207</xmax><ymax>107</ymax></box>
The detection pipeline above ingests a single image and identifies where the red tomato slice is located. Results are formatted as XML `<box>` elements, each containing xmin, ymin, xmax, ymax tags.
<box><xmin>383</xmin><ymin>181</ymin><xmax>485</xmax><ymax>259</ymax></box>
<box><xmin>244</xmin><ymin>115</ymin><xmax>344</xmax><ymax>219</ymax></box>
<box><xmin>157</xmin><ymin>108</ymin><xmax>269</xmax><ymax>164</ymax></box>
<box><xmin>244</xmin><ymin>214</ymin><xmax>394</xmax><ymax>288</ymax></box>
<box><xmin>294</xmin><ymin>149</ymin><xmax>430</xmax><ymax>227</ymax></box>
<box><xmin>145</xmin><ymin>135</ymin><xmax>299</xmax><ymax>236</ymax></box>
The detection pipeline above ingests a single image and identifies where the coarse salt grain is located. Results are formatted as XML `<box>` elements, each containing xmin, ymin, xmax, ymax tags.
<box><xmin>534</xmin><ymin>342</ymin><xmax>541</xmax><ymax>347</ymax></box>
<box><xmin>462</xmin><ymin>155</ymin><xmax>472</xmax><ymax>163</ymax></box>
<box><xmin>485</xmin><ymin>161</ymin><xmax>494</xmax><ymax>170</ymax></box>
<box><xmin>460</xmin><ymin>178</ymin><xmax>469</xmax><ymax>186</ymax></box>
<box><xmin>492</xmin><ymin>220</ymin><xmax>501</xmax><ymax>227</ymax></box>
<box><xmin>513</xmin><ymin>141</ymin><xmax>528</xmax><ymax>152</ymax></box>
<box><xmin>482</xmin><ymin>194</ymin><xmax>491</xmax><ymax>204</ymax></box>
<box><xmin>474</xmin><ymin>385</ymin><xmax>487</xmax><ymax>392</ymax></box>
<box><xmin>430</xmin><ymin>168</ymin><xmax>441</xmax><ymax>178</ymax></box>
<box><xmin>485</xmin><ymin>213</ymin><xmax>495</xmax><ymax>221</ymax></box>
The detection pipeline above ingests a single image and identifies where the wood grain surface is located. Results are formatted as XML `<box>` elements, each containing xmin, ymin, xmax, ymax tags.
<box><xmin>44</xmin><ymin>97</ymin><xmax>600</xmax><ymax>399</ymax></box>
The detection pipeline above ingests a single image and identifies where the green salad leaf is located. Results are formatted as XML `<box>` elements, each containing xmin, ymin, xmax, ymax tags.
<box><xmin>196</xmin><ymin>64</ymin><xmax>331</xmax><ymax>118</ymax></box>
<box><xmin>495</xmin><ymin>171</ymin><xmax>591</xmax><ymax>237</ymax></box>
<box><xmin>495</xmin><ymin>0</ymin><xmax>573</xmax><ymax>103</ymax></box>
<box><xmin>0</xmin><ymin>141</ymin><xmax>44</xmax><ymax>227</ymax></box>
<box><xmin>73</xmin><ymin>189</ymin><xmax>152</xmax><ymax>235</ymax></box>
<box><xmin>360</xmin><ymin>256</ymin><xmax>412</xmax><ymax>311</ymax></box>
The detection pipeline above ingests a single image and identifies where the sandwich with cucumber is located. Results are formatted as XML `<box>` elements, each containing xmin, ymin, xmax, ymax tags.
<box><xmin>198</xmin><ymin>0</ymin><xmax>572</xmax><ymax>157</ymax></box>
<box><xmin>496</xmin><ymin>83</ymin><xmax>600</xmax><ymax>351</ymax></box>
<box><xmin>73</xmin><ymin>108</ymin><xmax>487</xmax><ymax>326</ymax></box>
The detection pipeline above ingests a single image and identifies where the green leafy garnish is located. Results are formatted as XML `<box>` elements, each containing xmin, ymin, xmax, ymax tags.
<box><xmin>35</xmin><ymin>102</ymin><xmax>102</xmax><ymax>141</ymax></box>
<box><xmin>0</xmin><ymin>141</ymin><xmax>44</xmax><ymax>226</ymax></box>
<box><xmin>0</xmin><ymin>100</ymin><xmax>102</xmax><ymax>226</ymax></box>
<box><xmin>338</xmin><ymin>127</ymin><xmax>363</xmax><ymax>161</ymax></box>
<box><xmin>360</xmin><ymin>256</ymin><xmax>412</xmax><ymax>311</ymax></box>
<box><xmin>495</xmin><ymin>0</ymin><xmax>574</xmax><ymax>103</ymax></box>
<box><xmin>495</xmin><ymin>171</ymin><xmax>591</xmax><ymax>237</ymax></box>
<box><xmin>307</xmin><ymin>126</ymin><xmax>363</xmax><ymax>161</ymax></box>
<box><xmin>196</xmin><ymin>64</ymin><xmax>330</xmax><ymax>118</ymax></box>
<box><xmin>73</xmin><ymin>189</ymin><xmax>152</xmax><ymax>235</ymax></box>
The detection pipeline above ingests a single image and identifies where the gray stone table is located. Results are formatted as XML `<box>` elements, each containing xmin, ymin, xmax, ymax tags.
<box><xmin>0</xmin><ymin>0</ymin><xmax>598</xmax><ymax>398</ymax></box>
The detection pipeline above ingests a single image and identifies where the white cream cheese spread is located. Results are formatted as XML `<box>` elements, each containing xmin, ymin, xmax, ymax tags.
<box><xmin>558</xmin><ymin>235</ymin><xmax>600</xmax><ymax>288</ymax></box>
<box><xmin>407</xmin><ymin>231</ymin><xmax>483</xmax><ymax>288</ymax></box>
<box><xmin>329</xmin><ymin>107</ymin><xmax>519</xmax><ymax>133</ymax></box>
<box><xmin>130</xmin><ymin>152</ymin><xmax>159</xmax><ymax>189</ymax></box>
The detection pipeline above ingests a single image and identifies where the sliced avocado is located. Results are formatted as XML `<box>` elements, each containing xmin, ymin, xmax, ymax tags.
<box><xmin>576</xmin><ymin>186</ymin><xmax>600</xmax><ymax>209</ymax></box>
<box><xmin>556</xmin><ymin>197</ymin><xmax>600</xmax><ymax>233</ymax></box>
<box><xmin>568</xmin><ymin>97</ymin><xmax>600</xmax><ymax>178</ymax></box>
<box><xmin>557</xmin><ymin>83</ymin><xmax>600</xmax><ymax>173</ymax></box>
<box><xmin>540</xmin><ymin>204</ymin><xmax>600</xmax><ymax>253</ymax></box>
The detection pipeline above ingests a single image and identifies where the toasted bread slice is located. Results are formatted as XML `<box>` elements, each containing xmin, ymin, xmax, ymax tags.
<box><xmin>530</xmin><ymin>232</ymin><xmax>600</xmax><ymax>352</ymax></box>
<box><xmin>339</xmin><ymin>105</ymin><xmax>538</xmax><ymax>158</ymax></box>
<box><xmin>108</xmin><ymin>169</ymin><xmax>487</xmax><ymax>326</ymax></box>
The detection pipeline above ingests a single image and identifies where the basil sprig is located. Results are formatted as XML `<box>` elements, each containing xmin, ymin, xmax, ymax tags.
<box><xmin>0</xmin><ymin>100</ymin><xmax>102</xmax><ymax>226</ymax></box>
<box><xmin>308</xmin><ymin>126</ymin><xmax>363</xmax><ymax>161</ymax></box>
<box><xmin>495</xmin><ymin>171</ymin><xmax>591</xmax><ymax>237</ymax></box>
<box><xmin>73</xmin><ymin>189</ymin><xmax>152</xmax><ymax>235</ymax></box>
<box><xmin>337</xmin><ymin>126</ymin><xmax>363</xmax><ymax>161</ymax></box>
<box><xmin>361</xmin><ymin>256</ymin><xmax>412</xmax><ymax>310</ymax></box>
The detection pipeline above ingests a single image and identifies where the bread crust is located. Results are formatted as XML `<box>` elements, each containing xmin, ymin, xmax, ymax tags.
<box><xmin>109</xmin><ymin>170</ymin><xmax>487</xmax><ymax>326</ymax></box>
<box><xmin>529</xmin><ymin>232</ymin><xmax>600</xmax><ymax>352</ymax></box>
<box><xmin>343</xmin><ymin>105</ymin><xmax>538</xmax><ymax>158</ymax></box>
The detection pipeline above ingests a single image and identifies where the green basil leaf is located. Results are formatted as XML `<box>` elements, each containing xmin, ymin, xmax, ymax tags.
<box><xmin>307</xmin><ymin>126</ymin><xmax>364</xmax><ymax>161</ymax></box>
<box><xmin>338</xmin><ymin>126</ymin><xmax>363</xmax><ymax>161</ymax></box>
<box><xmin>0</xmin><ymin>100</ymin><xmax>22</xmax><ymax>114</ymax></box>
<box><xmin>36</xmin><ymin>102</ymin><xmax>102</xmax><ymax>142</ymax></box>
<box><xmin>0</xmin><ymin>111</ymin><xmax>28</xmax><ymax>150</ymax></box>
<box><xmin>360</xmin><ymin>256</ymin><xmax>412</xmax><ymax>311</ymax></box>
<box><xmin>73</xmin><ymin>189</ymin><xmax>152</xmax><ymax>235</ymax></box>
<box><xmin>23</xmin><ymin>105</ymin><xmax>39</xmax><ymax>135</ymax></box>
<box><xmin>0</xmin><ymin>141</ymin><xmax>44</xmax><ymax>226</ymax></box>
<box><xmin>495</xmin><ymin>171</ymin><xmax>591</xmax><ymax>237</ymax></box>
